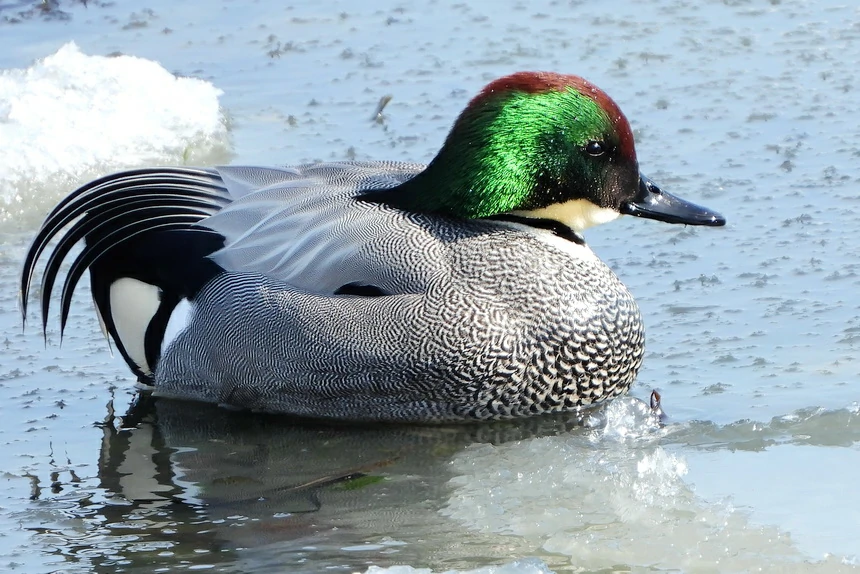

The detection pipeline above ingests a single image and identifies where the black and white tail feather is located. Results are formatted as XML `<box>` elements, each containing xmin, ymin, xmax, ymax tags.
<box><xmin>19</xmin><ymin>167</ymin><xmax>234</xmax><ymax>383</ymax></box>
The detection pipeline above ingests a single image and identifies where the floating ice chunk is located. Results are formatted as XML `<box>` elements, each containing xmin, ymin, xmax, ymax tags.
<box><xmin>0</xmin><ymin>42</ymin><xmax>231</xmax><ymax>227</ymax></box>
<box><xmin>441</xmin><ymin>426</ymin><xmax>836</xmax><ymax>571</ymax></box>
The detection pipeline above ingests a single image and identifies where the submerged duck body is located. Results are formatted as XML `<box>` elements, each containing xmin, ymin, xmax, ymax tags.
<box><xmin>20</xmin><ymin>72</ymin><xmax>725</xmax><ymax>422</ymax></box>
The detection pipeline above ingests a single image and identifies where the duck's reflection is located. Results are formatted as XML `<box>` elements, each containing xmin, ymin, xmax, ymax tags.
<box><xmin>62</xmin><ymin>393</ymin><xmax>606</xmax><ymax>571</ymax></box>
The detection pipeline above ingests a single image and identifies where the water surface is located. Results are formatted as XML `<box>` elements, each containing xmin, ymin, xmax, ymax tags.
<box><xmin>1</xmin><ymin>0</ymin><xmax>858</xmax><ymax>572</ymax></box>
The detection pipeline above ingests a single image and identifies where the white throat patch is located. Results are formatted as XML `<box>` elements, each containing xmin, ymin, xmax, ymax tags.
<box><xmin>511</xmin><ymin>198</ymin><xmax>620</xmax><ymax>232</ymax></box>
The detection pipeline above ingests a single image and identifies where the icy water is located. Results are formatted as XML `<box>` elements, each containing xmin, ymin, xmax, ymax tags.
<box><xmin>1</xmin><ymin>0</ymin><xmax>859</xmax><ymax>572</ymax></box>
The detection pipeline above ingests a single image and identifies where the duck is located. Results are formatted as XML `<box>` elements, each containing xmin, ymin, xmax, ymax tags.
<box><xmin>19</xmin><ymin>71</ymin><xmax>725</xmax><ymax>423</ymax></box>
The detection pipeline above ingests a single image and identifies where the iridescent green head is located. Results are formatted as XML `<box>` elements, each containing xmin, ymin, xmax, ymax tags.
<box><xmin>367</xmin><ymin>71</ymin><xmax>725</xmax><ymax>231</ymax></box>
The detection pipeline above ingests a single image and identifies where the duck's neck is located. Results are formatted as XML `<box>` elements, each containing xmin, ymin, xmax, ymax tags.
<box><xmin>364</xmin><ymin>94</ymin><xmax>553</xmax><ymax>219</ymax></box>
<box><xmin>382</xmin><ymin>158</ymin><xmax>528</xmax><ymax>218</ymax></box>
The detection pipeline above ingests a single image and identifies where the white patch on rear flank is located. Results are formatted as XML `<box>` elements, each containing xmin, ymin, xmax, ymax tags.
<box><xmin>512</xmin><ymin>198</ymin><xmax>620</xmax><ymax>232</ymax></box>
<box><xmin>110</xmin><ymin>277</ymin><xmax>160</xmax><ymax>375</ymax></box>
<box><xmin>161</xmin><ymin>298</ymin><xmax>193</xmax><ymax>356</ymax></box>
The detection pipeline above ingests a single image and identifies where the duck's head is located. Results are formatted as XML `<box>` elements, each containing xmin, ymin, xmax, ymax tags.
<box><xmin>367</xmin><ymin>71</ymin><xmax>725</xmax><ymax>232</ymax></box>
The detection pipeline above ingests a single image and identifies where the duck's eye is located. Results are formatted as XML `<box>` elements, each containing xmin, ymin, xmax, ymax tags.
<box><xmin>585</xmin><ymin>140</ymin><xmax>606</xmax><ymax>156</ymax></box>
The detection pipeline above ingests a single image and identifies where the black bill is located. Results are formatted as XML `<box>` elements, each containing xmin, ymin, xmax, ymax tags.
<box><xmin>621</xmin><ymin>175</ymin><xmax>726</xmax><ymax>226</ymax></box>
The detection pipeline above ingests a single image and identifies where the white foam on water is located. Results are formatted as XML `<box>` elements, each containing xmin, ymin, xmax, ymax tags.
<box><xmin>0</xmin><ymin>42</ymin><xmax>231</xmax><ymax>229</ymax></box>
<box><xmin>441</xmin><ymin>399</ymin><xmax>860</xmax><ymax>573</ymax></box>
